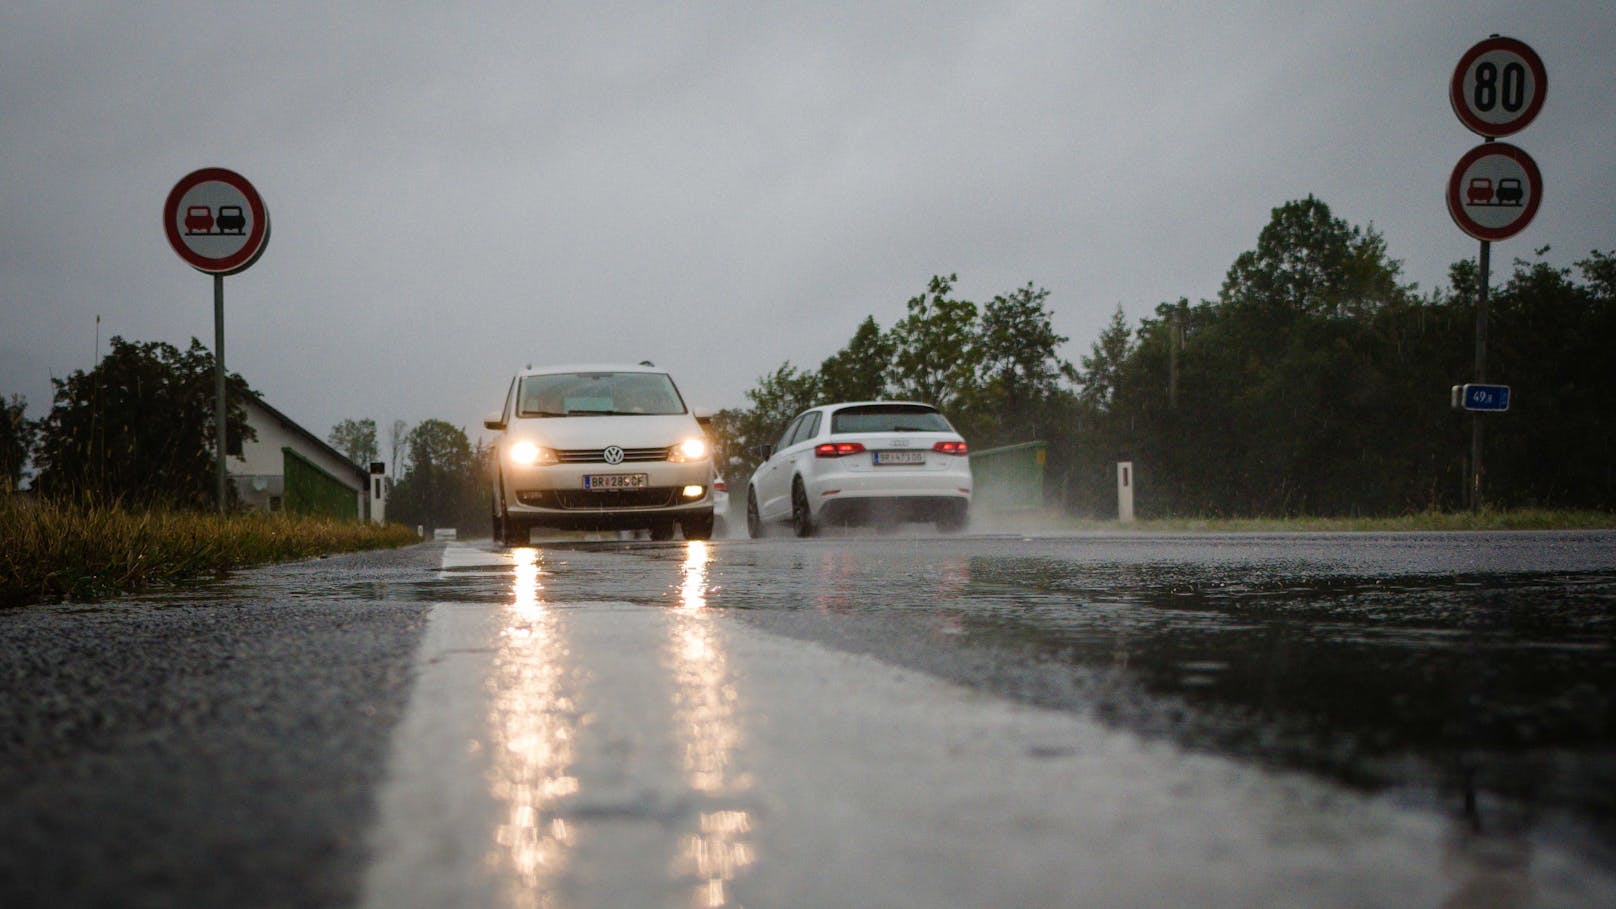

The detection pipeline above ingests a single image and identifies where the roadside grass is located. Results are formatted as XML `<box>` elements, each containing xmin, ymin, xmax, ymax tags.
<box><xmin>1</xmin><ymin>497</ymin><xmax>420</xmax><ymax>608</ymax></box>
<box><xmin>986</xmin><ymin>507</ymin><xmax>1616</xmax><ymax>534</ymax></box>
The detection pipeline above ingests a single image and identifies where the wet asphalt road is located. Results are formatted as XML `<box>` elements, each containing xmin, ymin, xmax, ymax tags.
<box><xmin>2</xmin><ymin>529</ymin><xmax>1614</xmax><ymax>906</ymax></box>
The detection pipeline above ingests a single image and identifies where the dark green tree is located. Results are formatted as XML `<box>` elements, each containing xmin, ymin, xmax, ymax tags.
<box><xmin>974</xmin><ymin>283</ymin><xmax>1073</xmax><ymax>444</ymax></box>
<box><xmin>711</xmin><ymin>363</ymin><xmax>821</xmax><ymax>482</ymax></box>
<box><xmin>1220</xmin><ymin>196</ymin><xmax>1414</xmax><ymax>318</ymax></box>
<box><xmin>328</xmin><ymin>418</ymin><xmax>379</xmax><ymax>467</ymax></box>
<box><xmin>1076</xmin><ymin>306</ymin><xmax>1134</xmax><ymax>413</ymax></box>
<box><xmin>817</xmin><ymin>316</ymin><xmax>893</xmax><ymax>403</ymax></box>
<box><xmin>32</xmin><ymin>337</ymin><xmax>255</xmax><ymax>508</ymax></box>
<box><xmin>389</xmin><ymin>419</ymin><xmax>478</xmax><ymax>534</ymax></box>
<box><xmin>888</xmin><ymin>274</ymin><xmax>982</xmax><ymax>411</ymax></box>
<box><xmin>1482</xmin><ymin>250</ymin><xmax>1616</xmax><ymax>508</ymax></box>
<box><xmin>1</xmin><ymin>394</ymin><xmax>36</xmax><ymax>493</ymax></box>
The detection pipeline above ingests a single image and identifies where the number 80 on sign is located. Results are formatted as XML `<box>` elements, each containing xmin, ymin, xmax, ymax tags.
<box><xmin>1450</xmin><ymin>36</ymin><xmax>1546</xmax><ymax>138</ymax></box>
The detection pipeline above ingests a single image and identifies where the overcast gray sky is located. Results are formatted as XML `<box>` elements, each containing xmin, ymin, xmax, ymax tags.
<box><xmin>4</xmin><ymin>2</ymin><xmax>1613</xmax><ymax>453</ymax></box>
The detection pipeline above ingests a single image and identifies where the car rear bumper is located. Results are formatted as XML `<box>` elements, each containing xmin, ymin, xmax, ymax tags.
<box><xmin>802</xmin><ymin>466</ymin><xmax>970</xmax><ymax>525</ymax></box>
<box><xmin>816</xmin><ymin>495</ymin><xmax>968</xmax><ymax>525</ymax></box>
<box><xmin>804</xmin><ymin>467</ymin><xmax>972</xmax><ymax>501</ymax></box>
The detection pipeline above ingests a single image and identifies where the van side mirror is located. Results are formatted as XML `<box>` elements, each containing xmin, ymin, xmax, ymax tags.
<box><xmin>754</xmin><ymin>443</ymin><xmax>774</xmax><ymax>460</ymax></box>
<box><xmin>694</xmin><ymin>407</ymin><xmax>713</xmax><ymax>427</ymax></box>
<box><xmin>483</xmin><ymin>411</ymin><xmax>506</xmax><ymax>431</ymax></box>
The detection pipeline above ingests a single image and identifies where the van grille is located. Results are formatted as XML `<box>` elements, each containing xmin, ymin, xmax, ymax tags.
<box><xmin>554</xmin><ymin>446</ymin><xmax>668</xmax><ymax>463</ymax></box>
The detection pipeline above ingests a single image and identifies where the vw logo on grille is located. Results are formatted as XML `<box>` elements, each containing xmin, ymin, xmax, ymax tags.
<box><xmin>602</xmin><ymin>445</ymin><xmax>625</xmax><ymax>464</ymax></box>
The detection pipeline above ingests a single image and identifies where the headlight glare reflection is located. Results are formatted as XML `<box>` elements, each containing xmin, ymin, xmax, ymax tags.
<box><xmin>670</xmin><ymin>437</ymin><xmax>709</xmax><ymax>462</ymax></box>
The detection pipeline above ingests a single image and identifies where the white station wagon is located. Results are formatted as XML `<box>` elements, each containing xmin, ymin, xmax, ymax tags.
<box><xmin>746</xmin><ymin>401</ymin><xmax>972</xmax><ymax>537</ymax></box>
<box><xmin>485</xmin><ymin>364</ymin><xmax>716</xmax><ymax>543</ymax></box>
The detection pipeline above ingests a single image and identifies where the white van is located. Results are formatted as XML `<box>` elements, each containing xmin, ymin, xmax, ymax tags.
<box><xmin>484</xmin><ymin>364</ymin><xmax>716</xmax><ymax>543</ymax></box>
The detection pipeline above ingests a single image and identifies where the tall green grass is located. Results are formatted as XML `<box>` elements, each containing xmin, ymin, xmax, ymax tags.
<box><xmin>1</xmin><ymin>497</ymin><xmax>419</xmax><ymax>608</ymax></box>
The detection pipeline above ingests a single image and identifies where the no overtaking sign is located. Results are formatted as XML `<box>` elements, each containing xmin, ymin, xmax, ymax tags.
<box><xmin>163</xmin><ymin>168</ymin><xmax>270</xmax><ymax>275</ymax></box>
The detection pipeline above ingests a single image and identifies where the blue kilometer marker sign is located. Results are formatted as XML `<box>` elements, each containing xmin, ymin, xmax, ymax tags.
<box><xmin>1452</xmin><ymin>384</ymin><xmax>1511</xmax><ymax>413</ymax></box>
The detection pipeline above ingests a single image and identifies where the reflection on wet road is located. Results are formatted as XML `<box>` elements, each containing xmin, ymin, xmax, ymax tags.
<box><xmin>364</xmin><ymin>531</ymin><xmax>1616</xmax><ymax>907</ymax></box>
<box><xmin>540</xmin><ymin>532</ymin><xmax>1616</xmax><ymax>866</ymax></box>
<box><xmin>487</xmin><ymin>547</ymin><xmax>578</xmax><ymax>901</ymax></box>
<box><xmin>367</xmin><ymin>540</ymin><xmax>762</xmax><ymax>908</ymax></box>
<box><xmin>667</xmin><ymin>541</ymin><xmax>755</xmax><ymax>907</ymax></box>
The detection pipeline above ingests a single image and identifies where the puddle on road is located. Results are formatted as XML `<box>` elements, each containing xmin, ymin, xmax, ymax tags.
<box><xmin>617</xmin><ymin>538</ymin><xmax>1616</xmax><ymax>867</ymax></box>
<box><xmin>463</xmin><ymin>535</ymin><xmax>1616</xmax><ymax>873</ymax></box>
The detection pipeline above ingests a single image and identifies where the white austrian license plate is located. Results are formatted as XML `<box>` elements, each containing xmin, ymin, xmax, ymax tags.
<box><xmin>872</xmin><ymin>450</ymin><xmax>925</xmax><ymax>465</ymax></box>
<box><xmin>584</xmin><ymin>473</ymin><xmax>648</xmax><ymax>490</ymax></box>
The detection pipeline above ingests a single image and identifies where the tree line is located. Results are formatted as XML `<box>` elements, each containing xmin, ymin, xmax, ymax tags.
<box><xmin>708</xmin><ymin>196</ymin><xmax>1615</xmax><ymax>517</ymax></box>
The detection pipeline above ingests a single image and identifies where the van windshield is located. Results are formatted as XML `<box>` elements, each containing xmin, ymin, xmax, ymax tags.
<box><xmin>830</xmin><ymin>404</ymin><xmax>951</xmax><ymax>433</ymax></box>
<box><xmin>517</xmin><ymin>372</ymin><xmax>687</xmax><ymax>416</ymax></box>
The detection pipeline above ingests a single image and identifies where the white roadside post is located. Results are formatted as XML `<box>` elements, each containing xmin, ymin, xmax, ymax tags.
<box><xmin>368</xmin><ymin>461</ymin><xmax>389</xmax><ymax>525</ymax></box>
<box><xmin>1117</xmin><ymin>461</ymin><xmax>1136</xmax><ymax>523</ymax></box>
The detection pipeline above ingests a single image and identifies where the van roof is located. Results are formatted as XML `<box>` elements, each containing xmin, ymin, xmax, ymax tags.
<box><xmin>515</xmin><ymin>363</ymin><xmax>666</xmax><ymax>378</ymax></box>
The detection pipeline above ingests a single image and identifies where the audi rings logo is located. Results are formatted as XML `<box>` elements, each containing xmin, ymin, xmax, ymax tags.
<box><xmin>602</xmin><ymin>445</ymin><xmax>625</xmax><ymax>465</ymax></box>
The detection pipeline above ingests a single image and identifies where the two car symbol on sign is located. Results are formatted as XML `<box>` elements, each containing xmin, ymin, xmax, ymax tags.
<box><xmin>1464</xmin><ymin>177</ymin><xmax>1524</xmax><ymax>208</ymax></box>
<box><xmin>183</xmin><ymin>205</ymin><xmax>247</xmax><ymax>235</ymax></box>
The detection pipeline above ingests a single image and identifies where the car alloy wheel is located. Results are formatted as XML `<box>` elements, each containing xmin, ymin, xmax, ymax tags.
<box><xmin>746</xmin><ymin>487</ymin><xmax>763</xmax><ymax>539</ymax></box>
<box><xmin>791</xmin><ymin>479</ymin><xmax>814</xmax><ymax>538</ymax></box>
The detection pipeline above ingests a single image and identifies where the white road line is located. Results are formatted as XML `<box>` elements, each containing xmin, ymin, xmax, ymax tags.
<box><xmin>360</xmin><ymin>542</ymin><xmax>1611</xmax><ymax>908</ymax></box>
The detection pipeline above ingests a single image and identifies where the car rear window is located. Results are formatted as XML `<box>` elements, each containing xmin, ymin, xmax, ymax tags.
<box><xmin>830</xmin><ymin>405</ymin><xmax>951</xmax><ymax>434</ymax></box>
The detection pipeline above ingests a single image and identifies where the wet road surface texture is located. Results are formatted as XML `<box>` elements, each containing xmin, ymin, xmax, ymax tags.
<box><xmin>3</xmin><ymin>530</ymin><xmax>1614</xmax><ymax>907</ymax></box>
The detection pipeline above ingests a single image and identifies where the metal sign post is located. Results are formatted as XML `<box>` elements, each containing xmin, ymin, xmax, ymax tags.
<box><xmin>1472</xmin><ymin>240</ymin><xmax>1490</xmax><ymax>511</ymax></box>
<box><xmin>1446</xmin><ymin>36</ymin><xmax>1545</xmax><ymax>511</ymax></box>
<box><xmin>163</xmin><ymin>168</ymin><xmax>271</xmax><ymax>512</ymax></box>
<box><xmin>214</xmin><ymin>274</ymin><xmax>227</xmax><ymax>511</ymax></box>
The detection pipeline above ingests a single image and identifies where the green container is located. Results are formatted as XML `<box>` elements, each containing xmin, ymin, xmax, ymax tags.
<box><xmin>282</xmin><ymin>447</ymin><xmax>358</xmax><ymax>520</ymax></box>
<box><xmin>968</xmin><ymin>441</ymin><xmax>1047</xmax><ymax>511</ymax></box>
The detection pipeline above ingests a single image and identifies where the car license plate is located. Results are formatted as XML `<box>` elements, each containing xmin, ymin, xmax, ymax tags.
<box><xmin>584</xmin><ymin>473</ymin><xmax>648</xmax><ymax>490</ymax></box>
<box><xmin>872</xmin><ymin>450</ymin><xmax>925</xmax><ymax>465</ymax></box>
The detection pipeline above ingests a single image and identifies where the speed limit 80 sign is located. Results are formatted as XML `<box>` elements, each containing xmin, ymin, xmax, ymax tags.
<box><xmin>1450</xmin><ymin>36</ymin><xmax>1546</xmax><ymax>137</ymax></box>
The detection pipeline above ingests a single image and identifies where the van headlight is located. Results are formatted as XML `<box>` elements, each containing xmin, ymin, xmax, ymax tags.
<box><xmin>668</xmin><ymin>438</ymin><xmax>708</xmax><ymax>462</ymax></box>
<box><xmin>509</xmin><ymin>441</ymin><xmax>556</xmax><ymax>466</ymax></box>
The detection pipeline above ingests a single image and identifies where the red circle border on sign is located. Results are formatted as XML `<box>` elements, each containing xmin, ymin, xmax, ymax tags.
<box><xmin>1449</xmin><ymin>36</ymin><xmax>1547</xmax><ymax>138</ymax></box>
<box><xmin>163</xmin><ymin>167</ymin><xmax>270</xmax><ymax>275</ymax></box>
<box><xmin>1446</xmin><ymin>142</ymin><xmax>1542</xmax><ymax>242</ymax></box>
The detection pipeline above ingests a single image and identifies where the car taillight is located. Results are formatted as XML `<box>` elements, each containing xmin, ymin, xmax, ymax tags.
<box><xmin>713</xmin><ymin>478</ymin><xmax>728</xmax><ymax>493</ymax></box>
<box><xmin>932</xmin><ymin>441</ymin><xmax>968</xmax><ymax>455</ymax></box>
<box><xmin>814</xmin><ymin>442</ymin><xmax>867</xmax><ymax>458</ymax></box>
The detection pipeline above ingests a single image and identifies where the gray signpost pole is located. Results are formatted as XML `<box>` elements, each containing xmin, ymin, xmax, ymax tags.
<box><xmin>214</xmin><ymin>274</ymin><xmax>227</xmax><ymax>513</ymax></box>
<box><xmin>1470</xmin><ymin>239</ymin><xmax>1489</xmax><ymax>512</ymax></box>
